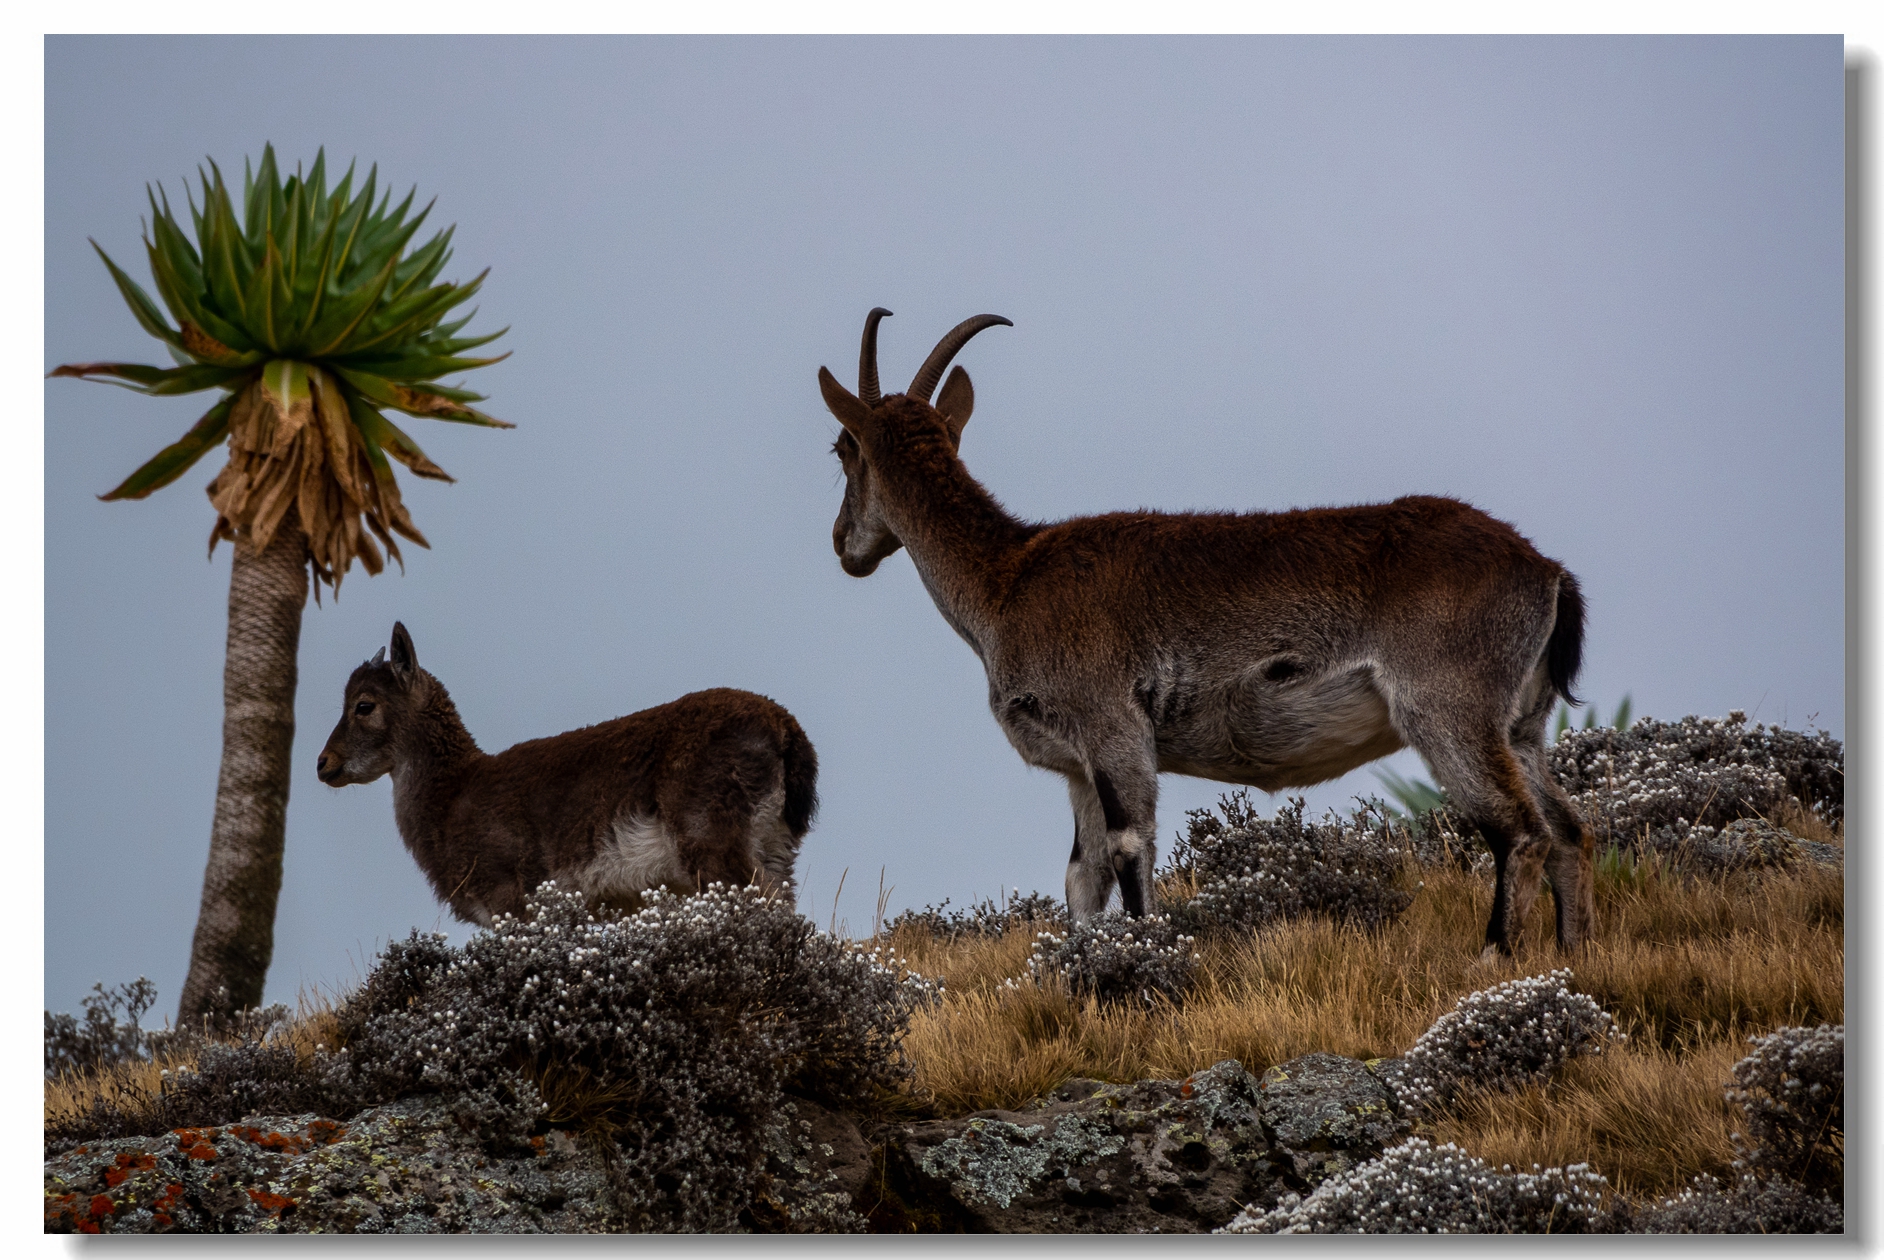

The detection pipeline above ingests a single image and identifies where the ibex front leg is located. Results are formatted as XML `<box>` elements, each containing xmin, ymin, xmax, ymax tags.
<box><xmin>1064</xmin><ymin>734</ymin><xmax>1160</xmax><ymax>924</ymax></box>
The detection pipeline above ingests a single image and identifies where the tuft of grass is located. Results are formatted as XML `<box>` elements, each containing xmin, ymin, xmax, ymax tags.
<box><xmin>884</xmin><ymin>820</ymin><xmax>1840</xmax><ymax>1200</ymax></box>
<box><xmin>1423</xmin><ymin>1039</ymin><xmax>1744</xmax><ymax>1197</ymax></box>
<box><xmin>44</xmin><ymin>990</ymin><xmax>344</xmax><ymax>1139</ymax></box>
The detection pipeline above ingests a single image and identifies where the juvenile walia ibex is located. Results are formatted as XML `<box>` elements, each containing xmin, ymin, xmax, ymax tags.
<box><xmin>817</xmin><ymin>310</ymin><xmax>1594</xmax><ymax>957</ymax></box>
<box><xmin>317</xmin><ymin>623</ymin><xmax>818</xmax><ymax>924</ymax></box>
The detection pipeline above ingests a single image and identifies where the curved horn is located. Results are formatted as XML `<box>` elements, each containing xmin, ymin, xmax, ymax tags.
<box><xmin>859</xmin><ymin>307</ymin><xmax>893</xmax><ymax>406</ymax></box>
<box><xmin>907</xmin><ymin>314</ymin><xmax>1012</xmax><ymax>403</ymax></box>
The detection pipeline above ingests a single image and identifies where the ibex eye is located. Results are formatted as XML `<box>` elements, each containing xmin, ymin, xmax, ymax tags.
<box><xmin>354</xmin><ymin>701</ymin><xmax>376</xmax><ymax>717</ymax></box>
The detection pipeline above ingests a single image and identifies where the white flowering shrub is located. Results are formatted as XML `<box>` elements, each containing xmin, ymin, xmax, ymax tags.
<box><xmin>339</xmin><ymin>882</ymin><xmax>936</xmax><ymax>1231</ymax></box>
<box><xmin>1171</xmin><ymin>795</ymin><xmax>1415</xmax><ymax>935</ymax></box>
<box><xmin>1726</xmin><ymin>1024</ymin><xmax>1843</xmax><ymax>1193</ymax></box>
<box><xmin>1549</xmin><ymin>712</ymin><xmax>1842</xmax><ymax>851</ymax></box>
<box><xmin>1648</xmin><ymin>817</ymin><xmax>1804</xmax><ymax>874</ymax></box>
<box><xmin>1027</xmin><ymin>911</ymin><xmax>1198</xmax><ymax>1007</ymax></box>
<box><xmin>1395</xmin><ymin>970</ymin><xmax>1618</xmax><ymax>1114</ymax></box>
<box><xmin>1218</xmin><ymin>1138</ymin><xmax>1613</xmax><ymax>1233</ymax></box>
<box><xmin>886</xmin><ymin>891</ymin><xmax>1066</xmax><ymax>942</ymax></box>
<box><xmin>1629</xmin><ymin>1170</ymin><xmax>1842</xmax><ymax>1233</ymax></box>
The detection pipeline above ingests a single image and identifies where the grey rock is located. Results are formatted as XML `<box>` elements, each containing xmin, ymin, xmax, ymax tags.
<box><xmin>1258</xmin><ymin>1052</ymin><xmax>1410</xmax><ymax>1185</ymax></box>
<box><xmin>47</xmin><ymin>1057</ymin><xmax>1422</xmax><ymax>1233</ymax></box>
<box><xmin>45</xmin><ymin>1096</ymin><xmax>617</xmax><ymax>1234</ymax></box>
<box><xmin>874</xmin><ymin>1056</ymin><xmax>1410</xmax><ymax>1232</ymax></box>
<box><xmin>1797</xmin><ymin>839</ymin><xmax>1842</xmax><ymax>868</ymax></box>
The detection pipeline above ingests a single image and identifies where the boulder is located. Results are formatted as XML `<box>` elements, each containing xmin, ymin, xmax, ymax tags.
<box><xmin>46</xmin><ymin>1055</ymin><xmax>1413</xmax><ymax>1233</ymax></box>
<box><xmin>44</xmin><ymin>1096</ymin><xmax>616</xmax><ymax>1233</ymax></box>
<box><xmin>869</xmin><ymin>1055</ymin><xmax>1409</xmax><ymax>1232</ymax></box>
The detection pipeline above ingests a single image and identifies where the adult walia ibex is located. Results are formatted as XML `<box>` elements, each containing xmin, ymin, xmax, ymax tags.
<box><xmin>817</xmin><ymin>310</ymin><xmax>1594</xmax><ymax>957</ymax></box>
<box><xmin>317</xmin><ymin>623</ymin><xmax>818</xmax><ymax>924</ymax></box>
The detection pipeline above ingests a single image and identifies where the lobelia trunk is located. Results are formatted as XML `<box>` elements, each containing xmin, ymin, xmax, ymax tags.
<box><xmin>176</xmin><ymin>512</ymin><xmax>309</xmax><ymax>1025</ymax></box>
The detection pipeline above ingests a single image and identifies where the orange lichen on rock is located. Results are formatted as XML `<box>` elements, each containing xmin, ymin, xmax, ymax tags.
<box><xmin>104</xmin><ymin>1150</ymin><xmax>156</xmax><ymax>1187</ymax></box>
<box><xmin>172</xmin><ymin>1128</ymin><xmax>220</xmax><ymax>1161</ymax></box>
<box><xmin>247</xmin><ymin>1188</ymin><xmax>295</xmax><ymax>1214</ymax></box>
<box><xmin>307</xmin><ymin>1119</ymin><xmax>347</xmax><ymax>1145</ymax></box>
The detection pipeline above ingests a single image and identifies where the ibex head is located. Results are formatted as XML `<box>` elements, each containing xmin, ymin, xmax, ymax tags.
<box><xmin>316</xmin><ymin>621</ymin><xmax>423</xmax><ymax>786</ymax></box>
<box><xmin>818</xmin><ymin>309</ymin><xmax>1011</xmax><ymax>576</ymax></box>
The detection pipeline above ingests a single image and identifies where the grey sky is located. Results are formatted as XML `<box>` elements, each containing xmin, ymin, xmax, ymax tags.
<box><xmin>45</xmin><ymin>35</ymin><xmax>1844</xmax><ymax>1016</ymax></box>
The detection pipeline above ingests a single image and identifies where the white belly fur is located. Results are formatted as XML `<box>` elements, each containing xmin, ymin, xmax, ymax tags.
<box><xmin>576</xmin><ymin>812</ymin><xmax>692</xmax><ymax>901</ymax></box>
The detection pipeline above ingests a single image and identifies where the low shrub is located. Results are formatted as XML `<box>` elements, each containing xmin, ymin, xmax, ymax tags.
<box><xmin>1169</xmin><ymin>794</ymin><xmax>1415</xmax><ymax>935</ymax></box>
<box><xmin>47</xmin><ymin>883</ymin><xmax>934</xmax><ymax>1232</ymax></box>
<box><xmin>1549</xmin><ymin>712</ymin><xmax>1842</xmax><ymax>849</ymax></box>
<box><xmin>45</xmin><ymin>978</ymin><xmax>158</xmax><ymax>1078</ymax></box>
<box><xmin>336</xmin><ymin>882</ymin><xmax>935</xmax><ymax>1231</ymax></box>
<box><xmin>45</xmin><ymin>1002</ymin><xmax>337</xmax><ymax>1151</ymax></box>
<box><xmin>1726</xmin><ymin>1023</ymin><xmax>1843</xmax><ymax>1193</ymax></box>
<box><xmin>1218</xmin><ymin>1138</ymin><xmax>1614</xmax><ymax>1233</ymax></box>
<box><xmin>1628</xmin><ymin>1170</ymin><xmax>1842</xmax><ymax>1234</ymax></box>
<box><xmin>1394</xmin><ymin>970</ymin><xmax>1619</xmax><ymax>1114</ymax></box>
<box><xmin>1644</xmin><ymin>816</ymin><xmax>1816</xmax><ymax>875</ymax></box>
<box><xmin>885</xmin><ymin>891</ymin><xmax>1065</xmax><ymax>943</ymax></box>
<box><xmin>1025</xmin><ymin>912</ymin><xmax>1197</xmax><ymax>1008</ymax></box>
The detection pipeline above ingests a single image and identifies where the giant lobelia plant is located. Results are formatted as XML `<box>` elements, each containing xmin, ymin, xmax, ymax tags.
<box><xmin>52</xmin><ymin>145</ymin><xmax>509</xmax><ymax>1023</ymax></box>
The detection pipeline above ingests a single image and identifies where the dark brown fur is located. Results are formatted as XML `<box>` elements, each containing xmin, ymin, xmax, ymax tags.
<box><xmin>317</xmin><ymin>623</ymin><xmax>817</xmax><ymax>924</ymax></box>
<box><xmin>819</xmin><ymin>312</ymin><xmax>1593</xmax><ymax>957</ymax></box>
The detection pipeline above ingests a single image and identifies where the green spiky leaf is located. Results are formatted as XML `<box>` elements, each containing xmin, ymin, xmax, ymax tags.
<box><xmin>98</xmin><ymin>394</ymin><xmax>237</xmax><ymax>500</ymax></box>
<box><xmin>51</xmin><ymin>142</ymin><xmax>509</xmax><ymax>485</ymax></box>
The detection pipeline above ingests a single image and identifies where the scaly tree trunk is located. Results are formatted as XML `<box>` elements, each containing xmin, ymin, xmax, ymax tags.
<box><xmin>177</xmin><ymin>512</ymin><xmax>309</xmax><ymax>1025</ymax></box>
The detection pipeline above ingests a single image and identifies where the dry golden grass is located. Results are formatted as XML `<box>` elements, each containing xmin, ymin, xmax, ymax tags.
<box><xmin>45</xmin><ymin>992</ymin><xmax>345</xmax><ymax>1132</ymax></box>
<box><xmin>887</xmin><ymin>835</ymin><xmax>1842</xmax><ymax>1200</ymax></box>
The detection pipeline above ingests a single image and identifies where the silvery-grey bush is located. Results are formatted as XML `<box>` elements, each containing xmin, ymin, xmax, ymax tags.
<box><xmin>1628</xmin><ymin>1170</ymin><xmax>1842</xmax><ymax>1233</ymax></box>
<box><xmin>886</xmin><ymin>891</ymin><xmax>1066</xmax><ymax>942</ymax></box>
<box><xmin>340</xmin><ymin>882</ymin><xmax>936</xmax><ymax>1230</ymax></box>
<box><xmin>1026</xmin><ymin>911</ymin><xmax>1197</xmax><ymax>1007</ymax></box>
<box><xmin>45</xmin><ymin>978</ymin><xmax>159</xmax><ymax>1078</ymax></box>
<box><xmin>1217</xmin><ymin>1138</ymin><xmax>1613</xmax><ymax>1233</ymax></box>
<box><xmin>1394</xmin><ymin>969</ymin><xmax>1619</xmax><ymax>1114</ymax></box>
<box><xmin>1549</xmin><ymin>712</ymin><xmax>1841</xmax><ymax>849</ymax></box>
<box><xmin>1726</xmin><ymin>1023</ymin><xmax>1843</xmax><ymax>1193</ymax></box>
<box><xmin>1170</xmin><ymin>794</ymin><xmax>1415</xmax><ymax>934</ymax></box>
<box><xmin>1600</xmin><ymin>1023</ymin><xmax>1845</xmax><ymax>1233</ymax></box>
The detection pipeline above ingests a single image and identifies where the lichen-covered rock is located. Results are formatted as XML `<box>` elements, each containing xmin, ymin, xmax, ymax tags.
<box><xmin>44</xmin><ymin>1097</ymin><xmax>616</xmax><ymax>1233</ymax></box>
<box><xmin>875</xmin><ymin>1056</ymin><xmax>1409</xmax><ymax>1232</ymax></box>
<box><xmin>1257</xmin><ymin>1052</ymin><xmax>1410</xmax><ymax>1185</ymax></box>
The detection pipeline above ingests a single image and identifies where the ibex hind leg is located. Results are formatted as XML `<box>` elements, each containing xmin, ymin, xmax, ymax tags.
<box><xmin>1509</xmin><ymin>672</ymin><xmax>1596</xmax><ymax>952</ymax></box>
<box><xmin>1513</xmin><ymin>742</ymin><xmax>1595</xmax><ymax>951</ymax></box>
<box><xmin>1399</xmin><ymin>704</ymin><xmax>1553</xmax><ymax>958</ymax></box>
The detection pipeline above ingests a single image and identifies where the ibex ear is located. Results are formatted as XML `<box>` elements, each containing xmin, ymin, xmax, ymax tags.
<box><xmin>389</xmin><ymin>622</ymin><xmax>417</xmax><ymax>684</ymax></box>
<box><xmin>818</xmin><ymin>366</ymin><xmax>875</xmax><ymax>440</ymax></box>
<box><xmin>936</xmin><ymin>365</ymin><xmax>975</xmax><ymax>448</ymax></box>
